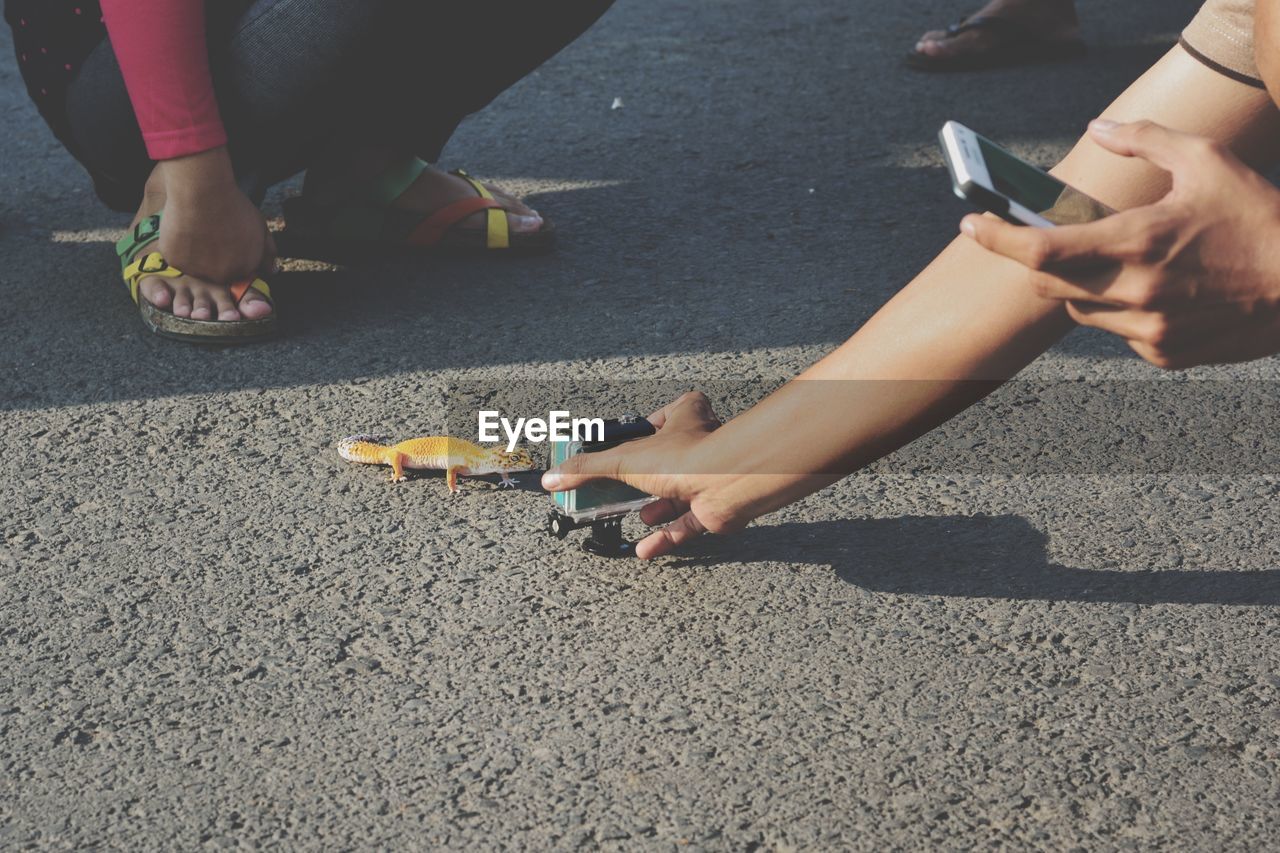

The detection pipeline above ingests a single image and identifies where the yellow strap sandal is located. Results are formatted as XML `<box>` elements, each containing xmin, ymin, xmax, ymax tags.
<box><xmin>116</xmin><ymin>213</ymin><xmax>277</xmax><ymax>343</ymax></box>
<box><xmin>280</xmin><ymin>160</ymin><xmax>555</xmax><ymax>263</ymax></box>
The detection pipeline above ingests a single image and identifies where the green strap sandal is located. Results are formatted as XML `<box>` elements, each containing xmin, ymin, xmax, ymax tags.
<box><xmin>280</xmin><ymin>159</ymin><xmax>555</xmax><ymax>262</ymax></box>
<box><xmin>117</xmin><ymin>213</ymin><xmax>276</xmax><ymax>343</ymax></box>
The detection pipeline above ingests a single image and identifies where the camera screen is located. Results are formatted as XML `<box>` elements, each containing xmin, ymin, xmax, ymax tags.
<box><xmin>549</xmin><ymin>440</ymin><xmax>654</xmax><ymax>517</ymax></box>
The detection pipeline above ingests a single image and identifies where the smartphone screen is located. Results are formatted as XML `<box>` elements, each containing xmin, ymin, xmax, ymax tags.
<box><xmin>941</xmin><ymin>122</ymin><xmax>1113</xmax><ymax>226</ymax></box>
<box><xmin>976</xmin><ymin>137</ymin><xmax>1111</xmax><ymax>225</ymax></box>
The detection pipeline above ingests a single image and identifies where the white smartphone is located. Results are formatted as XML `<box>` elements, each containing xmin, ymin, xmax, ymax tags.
<box><xmin>939</xmin><ymin>120</ymin><xmax>1113</xmax><ymax>227</ymax></box>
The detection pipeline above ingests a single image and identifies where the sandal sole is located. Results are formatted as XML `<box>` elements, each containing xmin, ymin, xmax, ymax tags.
<box><xmin>139</xmin><ymin>299</ymin><xmax>278</xmax><ymax>344</ymax></box>
<box><xmin>276</xmin><ymin>222</ymin><xmax>558</xmax><ymax>265</ymax></box>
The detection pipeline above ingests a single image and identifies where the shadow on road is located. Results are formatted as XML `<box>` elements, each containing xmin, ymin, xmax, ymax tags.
<box><xmin>676</xmin><ymin>515</ymin><xmax>1280</xmax><ymax>607</ymax></box>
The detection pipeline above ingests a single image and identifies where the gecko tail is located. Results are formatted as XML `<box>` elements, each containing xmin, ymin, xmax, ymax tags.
<box><xmin>337</xmin><ymin>434</ymin><xmax>391</xmax><ymax>465</ymax></box>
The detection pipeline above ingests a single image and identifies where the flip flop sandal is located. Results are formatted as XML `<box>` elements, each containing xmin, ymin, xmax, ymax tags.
<box><xmin>278</xmin><ymin>159</ymin><xmax>555</xmax><ymax>263</ymax></box>
<box><xmin>117</xmin><ymin>212</ymin><xmax>277</xmax><ymax>343</ymax></box>
<box><xmin>904</xmin><ymin>15</ymin><xmax>1085</xmax><ymax>72</ymax></box>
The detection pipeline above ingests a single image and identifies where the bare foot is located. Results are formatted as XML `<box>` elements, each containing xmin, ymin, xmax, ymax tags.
<box><xmin>131</xmin><ymin>168</ymin><xmax>273</xmax><ymax>322</ymax></box>
<box><xmin>304</xmin><ymin>159</ymin><xmax>544</xmax><ymax>234</ymax></box>
<box><xmin>392</xmin><ymin>166</ymin><xmax>543</xmax><ymax>234</ymax></box>
<box><xmin>914</xmin><ymin>0</ymin><xmax>1078</xmax><ymax>61</ymax></box>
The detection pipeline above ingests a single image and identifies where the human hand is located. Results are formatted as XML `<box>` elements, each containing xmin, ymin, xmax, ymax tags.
<box><xmin>962</xmin><ymin>119</ymin><xmax>1280</xmax><ymax>369</ymax></box>
<box><xmin>541</xmin><ymin>392</ymin><xmax>748</xmax><ymax>559</ymax></box>
<box><xmin>157</xmin><ymin>147</ymin><xmax>276</xmax><ymax>284</ymax></box>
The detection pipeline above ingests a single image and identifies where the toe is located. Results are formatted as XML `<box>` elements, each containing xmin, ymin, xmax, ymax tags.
<box><xmin>211</xmin><ymin>287</ymin><xmax>242</xmax><ymax>322</ymax></box>
<box><xmin>190</xmin><ymin>291</ymin><xmax>215</xmax><ymax>321</ymax></box>
<box><xmin>238</xmin><ymin>289</ymin><xmax>274</xmax><ymax>320</ymax></box>
<box><xmin>940</xmin><ymin>30</ymin><xmax>992</xmax><ymax>57</ymax></box>
<box><xmin>460</xmin><ymin>208</ymin><xmax>542</xmax><ymax>234</ymax></box>
<box><xmin>487</xmin><ymin>185</ymin><xmax>534</xmax><ymax>216</ymax></box>
<box><xmin>171</xmin><ymin>283</ymin><xmax>193</xmax><ymax>318</ymax></box>
<box><xmin>509</xmin><ymin>213</ymin><xmax>544</xmax><ymax>234</ymax></box>
<box><xmin>921</xmin><ymin>36</ymin><xmax>966</xmax><ymax>57</ymax></box>
<box><xmin>485</xmin><ymin>184</ymin><xmax>545</xmax><ymax>232</ymax></box>
<box><xmin>138</xmin><ymin>275</ymin><xmax>173</xmax><ymax>310</ymax></box>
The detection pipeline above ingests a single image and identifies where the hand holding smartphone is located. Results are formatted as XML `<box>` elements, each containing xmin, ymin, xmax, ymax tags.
<box><xmin>939</xmin><ymin>121</ymin><xmax>1113</xmax><ymax>226</ymax></box>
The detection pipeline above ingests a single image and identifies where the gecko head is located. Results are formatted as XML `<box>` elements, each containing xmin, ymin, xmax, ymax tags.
<box><xmin>337</xmin><ymin>434</ymin><xmax>389</xmax><ymax>450</ymax></box>
<box><xmin>493</xmin><ymin>447</ymin><xmax>537</xmax><ymax>471</ymax></box>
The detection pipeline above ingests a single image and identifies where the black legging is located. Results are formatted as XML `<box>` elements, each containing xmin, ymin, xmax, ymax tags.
<box><xmin>64</xmin><ymin>0</ymin><xmax>613</xmax><ymax>211</ymax></box>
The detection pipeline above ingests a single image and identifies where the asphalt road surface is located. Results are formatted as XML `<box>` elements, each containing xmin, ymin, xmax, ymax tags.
<box><xmin>4</xmin><ymin>0</ymin><xmax>1280</xmax><ymax>848</ymax></box>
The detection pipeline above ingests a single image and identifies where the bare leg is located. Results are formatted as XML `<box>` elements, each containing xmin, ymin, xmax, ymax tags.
<box><xmin>700</xmin><ymin>46</ymin><xmax>1280</xmax><ymax>521</ymax></box>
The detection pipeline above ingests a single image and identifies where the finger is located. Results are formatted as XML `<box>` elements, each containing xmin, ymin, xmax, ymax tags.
<box><xmin>1159</xmin><ymin>307</ymin><xmax>1255</xmax><ymax>355</ymax></box>
<box><xmin>640</xmin><ymin>497</ymin><xmax>688</xmax><ymax>526</ymax></box>
<box><xmin>1129</xmin><ymin>304</ymin><xmax>1265</xmax><ymax>367</ymax></box>
<box><xmin>1087</xmin><ymin>119</ymin><xmax>1213</xmax><ymax>175</ymax></box>
<box><xmin>1128</xmin><ymin>340</ymin><xmax>1186</xmax><ymax>370</ymax></box>
<box><xmin>541</xmin><ymin>445</ymin><xmax>622</xmax><ymax>492</ymax></box>
<box><xmin>648</xmin><ymin>391</ymin><xmax>720</xmax><ymax>431</ymax></box>
<box><xmin>1133</xmin><ymin>335</ymin><xmax>1237</xmax><ymax>370</ymax></box>
<box><xmin>665</xmin><ymin>391</ymin><xmax>721</xmax><ymax>429</ymax></box>
<box><xmin>1065</xmin><ymin>301</ymin><xmax>1165</xmax><ymax>343</ymax></box>
<box><xmin>646</xmin><ymin>394</ymin><xmax>691</xmax><ymax>429</ymax></box>
<box><xmin>1026</xmin><ymin>266</ymin><xmax>1128</xmax><ymax>305</ymax></box>
<box><xmin>1070</xmin><ymin>300</ymin><xmax>1251</xmax><ymax>362</ymax></box>
<box><xmin>635</xmin><ymin>511</ymin><xmax>708</xmax><ymax>559</ymax></box>
<box><xmin>961</xmin><ymin>210</ymin><xmax>1148</xmax><ymax>270</ymax></box>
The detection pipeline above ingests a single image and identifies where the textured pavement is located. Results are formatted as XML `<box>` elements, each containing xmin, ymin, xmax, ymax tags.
<box><xmin>4</xmin><ymin>0</ymin><xmax>1280</xmax><ymax>849</ymax></box>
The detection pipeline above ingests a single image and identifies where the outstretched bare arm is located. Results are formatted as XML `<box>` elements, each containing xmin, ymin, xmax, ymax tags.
<box><xmin>547</xmin><ymin>46</ymin><xmax>1280</xmax><ymax>557</ymax></box>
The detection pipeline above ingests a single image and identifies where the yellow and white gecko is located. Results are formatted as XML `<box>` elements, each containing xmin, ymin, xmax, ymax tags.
<box><xmin>337</xmin><ymin>435</ymin><xmax>537</xmax><ymax>492</ymax></box>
